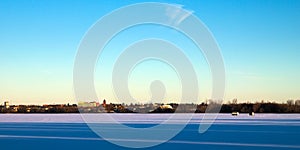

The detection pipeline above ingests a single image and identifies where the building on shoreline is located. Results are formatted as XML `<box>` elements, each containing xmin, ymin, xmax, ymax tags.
<box><xmin>4</xmin><ymin>101</ymin><xmax>9</xmax><ymax>109</ymax></box>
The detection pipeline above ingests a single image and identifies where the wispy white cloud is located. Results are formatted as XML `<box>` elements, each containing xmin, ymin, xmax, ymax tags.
<box><xmin>165</xmin><ymin>4</ymin><xmax>194</xmax><ymax>26</ymax></box>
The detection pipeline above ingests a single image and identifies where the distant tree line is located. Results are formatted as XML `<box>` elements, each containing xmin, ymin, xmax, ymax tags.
<box><xmin>1</xmin><ymin>100</ymin><xmax>300</xmax><ymax>113</ymax></box>
<box><xmin>207</xmin><ymin>99</ymin><xmax>300</xmax><ymax>113</ymax></box>
<box><xmin>148</xmin><ymin>100</ymin><xmax>300</xmax><ymax>113</ymax></box>
<box><xmin>219</xmin><ymin>102</ymin><xmax>300</xmax><ymax>113</ymax></box>
<box><xmin>0</xmin><ymin>104</ymin><xmax>79</xmax><ymax>113</ymax></box>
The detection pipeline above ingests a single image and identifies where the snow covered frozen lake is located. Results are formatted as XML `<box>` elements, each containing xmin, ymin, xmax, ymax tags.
<box><xmin>0</xmin><ymin>114</ymin><xmax>299</xmax><ymax>150</ymax></box>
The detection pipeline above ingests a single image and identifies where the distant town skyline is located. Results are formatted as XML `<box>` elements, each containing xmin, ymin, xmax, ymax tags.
<box><xmin>1</xmin><ymin>99</ymin><xmax>300</xmax><ymax>114</ymax></box>
<box><xmin>0</xmin><ymin>0</ymin><xmax>300</xmax><ymax>105</ymax></box>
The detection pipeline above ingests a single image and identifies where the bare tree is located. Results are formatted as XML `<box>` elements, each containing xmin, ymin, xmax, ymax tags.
<box><xmin>287</xmin><ymin>99</ymin><xmax>294</xmax><ymax>106</ymax></box>
<box><xmin>232</xmin><ymin>99</ymin><xmax>238</xmax><ymax>104</ymax></box>
<box><xmin>295</xmin><ymin>100</ymin><xmax>300</xmax><ymax>106</ymax></box>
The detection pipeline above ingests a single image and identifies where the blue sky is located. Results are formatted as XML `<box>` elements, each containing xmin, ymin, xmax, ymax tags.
<box><xmin>0</xmin><ymin>0</ymin><xmax>299</xmax><ymax>104</ymax></box>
